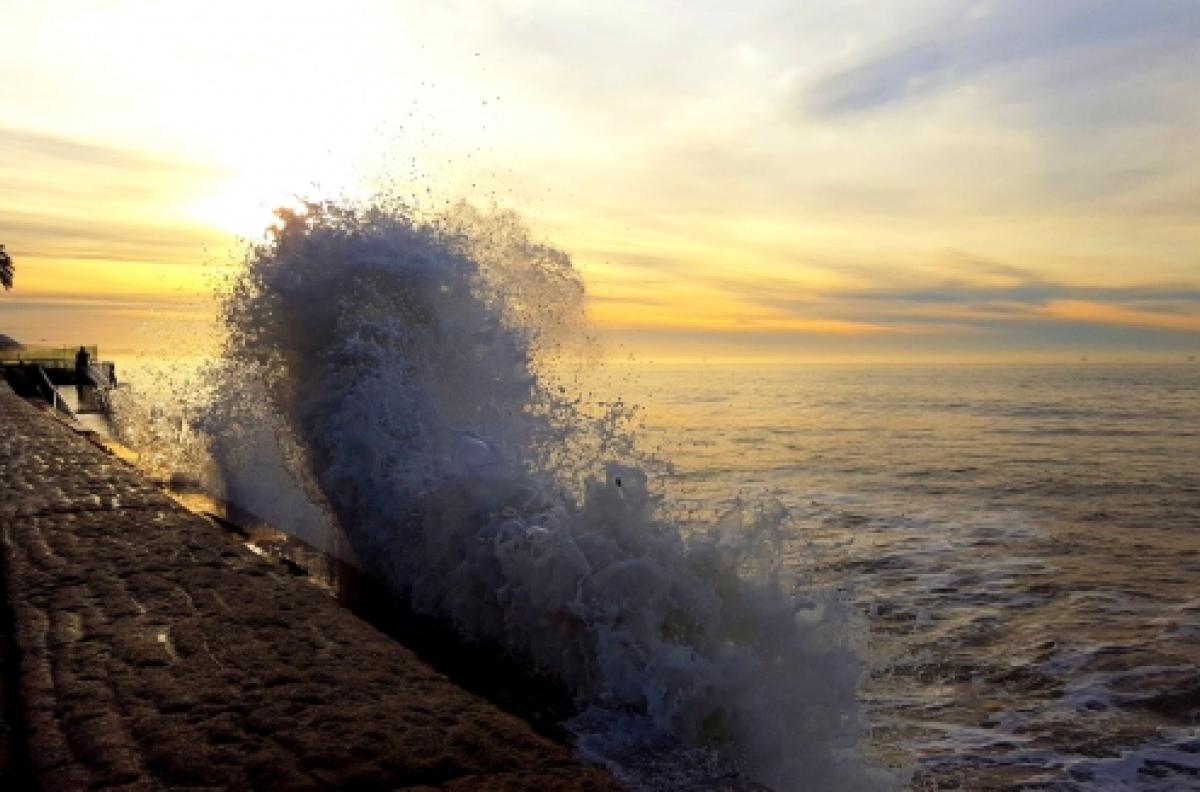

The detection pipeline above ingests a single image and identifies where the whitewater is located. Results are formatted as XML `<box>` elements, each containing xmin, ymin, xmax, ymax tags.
<box><xmin>110</xmin><ymin>200</ymin><xmax>896</xmax><ymax>790</ymax></box>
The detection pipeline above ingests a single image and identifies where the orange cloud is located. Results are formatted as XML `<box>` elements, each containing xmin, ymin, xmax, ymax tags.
<box><xmin>1041</xmin><ymin>300</ymin><xmax>1200</xmax><ymax>332</ymax></box>
<box><xmin>586</xmin><ymin>302</ymin><xmax>901</xmax><ymax>335</ymax></box>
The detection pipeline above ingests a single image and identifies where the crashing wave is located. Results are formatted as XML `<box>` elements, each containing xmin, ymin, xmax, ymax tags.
<box><xmin>197</xmin><ymin>199</ymin><xmax>892</xmax><ymax>790</ymax></box>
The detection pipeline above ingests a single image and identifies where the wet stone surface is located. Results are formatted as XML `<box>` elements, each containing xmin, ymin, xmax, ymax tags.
<box><xmin>0</xmin><ymin>389</ymin><xmax>617</xmax><ymax>790</ymax></box>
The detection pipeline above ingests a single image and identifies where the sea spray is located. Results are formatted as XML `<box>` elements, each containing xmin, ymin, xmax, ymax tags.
<box><xmin>107</xmin><ymin>357</ymin><xmax>341</xmax><ymax>555</ymax></box>
<box><xmin>196</xmin><ymin>200</ymin><xmax>893</xmax><ymax>789</ymax></box>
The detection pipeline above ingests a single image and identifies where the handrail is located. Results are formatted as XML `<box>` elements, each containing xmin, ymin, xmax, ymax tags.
<box><xmin>33</xmin><ymin>364</ymin><xmax>76</xmax><ymax>419</ymax></box>
<box><xmin>0</xmin><ymin>358</ymin><xmax>78</xmax><ymax>369</ymax></box>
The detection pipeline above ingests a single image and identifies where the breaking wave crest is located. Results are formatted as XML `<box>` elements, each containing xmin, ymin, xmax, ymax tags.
<box><xmin>195</xmin><ymin>200</ymin><xmax>892</xmax><ymax>790</ymax></box>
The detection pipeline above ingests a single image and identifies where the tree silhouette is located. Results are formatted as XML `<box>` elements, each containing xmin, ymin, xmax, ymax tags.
<box><xmin>0</xmin><ymin>245</ymin><xmax>13</xmax><ymax>290</ymax></box>
<box><xmin>0</xmin><ymin>244</ymin><xmax>12</xmax><ymax>290</ymax></box>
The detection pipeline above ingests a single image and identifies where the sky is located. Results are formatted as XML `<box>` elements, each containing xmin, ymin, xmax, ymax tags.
<box><xmin>1</xmin><ymin>0</ymin><xmax>1198</xmax><ymax>362</ymax></box>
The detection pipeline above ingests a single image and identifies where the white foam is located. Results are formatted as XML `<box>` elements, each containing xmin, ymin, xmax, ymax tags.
<box><xmin>152</xmin><ymin>200</ymin><xmax>896</xmax><ymax>790</ymax></box>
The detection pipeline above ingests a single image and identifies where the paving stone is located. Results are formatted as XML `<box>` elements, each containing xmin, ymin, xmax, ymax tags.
<box><xmin>0</xmin><ymin>389</ymin><xmax>618</xmax><ymax>790</ymax></box>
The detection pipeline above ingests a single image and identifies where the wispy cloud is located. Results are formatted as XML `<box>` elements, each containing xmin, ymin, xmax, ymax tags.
<box><xmin>0</xmin><ymin>127</ymin><xmax>223</xmax><ymax>269</ymax></box>
<box><xmin>1040</xmin><ymin>300</ymin><xmax>1200</xmax><ymax>333</ymax></box>
<box><xmin>3</xmin><ymin>209</ymin><xmax>216</xmax><ymax>260</ymax></box>
<box><xmin>760</xmin><ymin>273</ymin><xmax>1200</xmax><ymax>337</ymax></box>
<box><xmin>590</xmin><ymin>243</ymin><xmax>1200</xmax><ymax>347</ymax></box>
<box><xmin>808</xmin><ymin>2</ymin><xmax>1200</xmax><ymax>116</ymax></box>
<box><xmin>0</xmin><ymin>127</ymin><xmax>214</xmax><ymax>175</ymax></box>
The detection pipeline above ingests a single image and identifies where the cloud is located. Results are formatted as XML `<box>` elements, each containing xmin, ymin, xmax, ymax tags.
<box><xmin>664</xmin><ymin>247</ymin><xmax>1200</xmax><ymax>338</ymax></box>
<box><xmin>0</xmin><ymin>127</ymin><xmax>224</xmax><ymax>272</ymax></box>
<box><xmin>0</xmin><ymin>127</ymin><xmax>213</xmax><ymax>175</ymax></box>
<box><xmin>1040</xmin><ymin>300</ymin><xmax>1200</xmax><ymax>333</ymax></box>
<box><xmin>808</xmin><ymin>2</ymin><xmax>1200</xmax><ymax>116</ymax></box>
<box><xmin>0</xmin><ymin>126</ymin><xmax>221</xmax><ymax>207</ymax></box>
<box><xmin>788</xmin><ymin>2</ymin><xmax>1200</xmax><ymax>222</ymax></box>
<box><xmin>1</xmin><ymin>210</ymin><xmax>216</xmax><ymax>262</ymax></box>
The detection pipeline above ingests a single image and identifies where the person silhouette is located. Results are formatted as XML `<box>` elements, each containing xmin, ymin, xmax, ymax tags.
<box><xmin>75</xmin><ymin>345</ymin><xmax>94</xmax><ymax>392</ymax></box>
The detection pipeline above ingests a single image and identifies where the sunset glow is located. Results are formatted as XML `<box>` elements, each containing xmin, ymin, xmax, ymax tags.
<box><xmin>2</xmin><ymin>1</ymin><xmax>1197</xmax><ymax>360</ymax></box>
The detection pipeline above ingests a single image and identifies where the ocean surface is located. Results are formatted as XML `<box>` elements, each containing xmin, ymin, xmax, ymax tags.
<box><xmin>601</xmin><ymin>362</ymin><xmax>1200</xmax><ymax>789</ymax></box>
<box><xmin>108</xmin><ymin>356</ymin><xmax>1200</xmax><ymax>790</ymax></box>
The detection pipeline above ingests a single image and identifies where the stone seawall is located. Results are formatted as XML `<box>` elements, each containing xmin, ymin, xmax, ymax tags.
<box><xmin>0</xmin><ymin>388</ymin><xmax>618</xmax><ymax>790</ymax></box>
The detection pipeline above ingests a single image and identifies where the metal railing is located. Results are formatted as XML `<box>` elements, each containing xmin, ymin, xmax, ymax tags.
<box><xmin>0</xmin><ymin>345</ymin><xmax>98</xmax><ymax>369</ymax></box>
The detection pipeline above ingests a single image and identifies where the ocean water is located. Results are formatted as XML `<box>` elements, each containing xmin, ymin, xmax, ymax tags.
<box><xmin>606</xmin><ymin>362</ymin><xmax>1200</xmax><ymax>789</ymax></box>
<box><xmin>103</xmin><ymin>202</ymin><xmax>1199</xmax><ymax>790</ymax></box>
